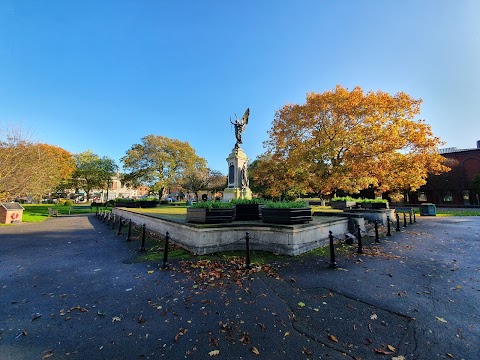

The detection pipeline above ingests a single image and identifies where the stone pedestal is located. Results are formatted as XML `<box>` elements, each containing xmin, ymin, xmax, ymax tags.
<box><xmin>223</xmin><ymin>147</ymin><xmax>252</xmax><ymax>201</ymax></box>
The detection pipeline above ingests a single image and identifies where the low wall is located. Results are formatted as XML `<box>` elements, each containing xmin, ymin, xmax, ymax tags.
<box><xmin>112</xmin><ymin>209</ymin><xmax>349</xmax><ymax>256</ymax></box>
<box><xmin>343</xmin><ymin>208</ymin><xmax>395</xmax><ymax>226</ymax></box>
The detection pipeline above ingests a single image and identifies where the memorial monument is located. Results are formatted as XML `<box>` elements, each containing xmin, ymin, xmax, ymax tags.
<box><xmin>223</xmin><ymin>108</ymin><xmax>252</xmax><ymax>201</ymax></box>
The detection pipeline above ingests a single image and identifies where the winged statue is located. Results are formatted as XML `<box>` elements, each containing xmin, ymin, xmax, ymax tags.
<box><xmin>230</xmin><ymin>108</ymin><xmax>250</xmax><ymax>148</ymax></box>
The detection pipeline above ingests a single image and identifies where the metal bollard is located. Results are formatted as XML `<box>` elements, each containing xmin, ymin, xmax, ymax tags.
<box><xmin>111</xmin><ymin>214</ymin><xmax>116</xmax><ymax>229</ymax></box>
<box><xmin>403</xmin><ymin>213</ymin><xmax>407</xmax><ymax>228</ymax></box>
<box><xmin>329</xmin><ymin>231</ymin><xmax>337</xmax><ymax>269</ymax></box>
<box><xmin>387</xmin><ymin>216</ymin><xmax>392</xmax><ymax>236</ymax></box>
<box><xmin>95</xmin><ymin>207</ymin><xmax>99</xmax><ymax>216</ymax></box>
<box><xmin>139</xmin><ymin>224</ymin><xmax>146</xmax><ymax>252</ymax></box>
<box><xmin>413</xmin><ymin>210</ymin><xmax>416</xmax><ymax>222</ymax></box>
<box><xmin>161</xmin><ymin>232</ymin><xmax>170</xmax><ymax>269</ymax></box>
<box><xmin>357</xmin><ymin>224</ymin><xmax>363</xmax><ymax>254</ymax></box>
<box><xmin>126</xmin><ymin>219</ymin><xmax>132</xmax><ymax>241</ymax></box>
<box><xmin>106</xmin><ymin>212</ymin><xmax>111</xmax><ymax>225</ymax></box>
<box><xmin>409</xmin><ymin>210</ymin><xmax>413</xmax><ymax>225</ymax></box>
<box><xmin>374</xmin><ymin>220</ymin><xmax>380</xmax><ymax>243</ymax></box>
<box><xmin>117</xmin><ymin>217</ymin><xmax>123</xmax><ymax>235</ymax></box>
<box><xmin>396</xmin><ymin>213</ymin><xmax>400</xmax><ymax>232</ymax></box>
<box><xmin>245</xmin><ymin>232</ymin><xmax>252</xmax><ymax>270</ymax></box>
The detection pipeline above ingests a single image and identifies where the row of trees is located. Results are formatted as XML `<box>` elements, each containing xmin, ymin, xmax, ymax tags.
<box><xmin>1</xmin><ymin>126</ymin><xmax>225</xmax><ymax>202</ymax></box>
<box><xmin>2</xmin><ymin>85</ymin><xmax>452</xmax><ymax>203</ymax></box>
<box><xmin>249</xmin><ymin>85</ymin><xmax>449</xmax><ymax>200</ymax></box>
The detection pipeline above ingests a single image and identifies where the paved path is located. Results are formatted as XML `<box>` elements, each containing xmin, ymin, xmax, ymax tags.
<box><xmin>0</xmin><ymin>215</ymin><xmax>479</xmax><ymax>359</ymax></box>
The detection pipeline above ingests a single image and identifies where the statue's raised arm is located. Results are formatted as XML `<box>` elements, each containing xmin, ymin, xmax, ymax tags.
<box><xmin>231</xmin><ymin>108</ymin><xmax>250</xmax><ymax>148</ymax></box>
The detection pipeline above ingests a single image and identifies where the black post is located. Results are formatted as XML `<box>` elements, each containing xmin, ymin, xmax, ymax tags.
<box><xmin>106</xmin><ymin>212</ymin><xmax>110</xmax><ymax>225</ymax></box>
<box><xmin>126</xmin><ymin>219</ymin><xmax>132</xmax><ymax>241</ymax></box>
<box><xmin>329</xmin><ymin>231</ymin><xmax>337</xmax><ymax>269</ymax></box>
<box><xmin>139</xmin><ymin>224</ymin><xmax>146</xmax><ymax>252</ymax></box>
<box><xmin>357</xmin><ymin>224</ymin><xmax>363</xmax><ymax>254</ymax></box>
<box><xmin>111</xmin><ymin>214</ymin><xmax>116</xmax><ymax>229</ymax></box>
<box><xmin>403</xmin><ymin>212</ymin><xmax>407</xmax><ymax>228</ymax></box>
<box><xmin>386</xmin><ymin>216</ymin><xmax>392</xmax><ymax>236</ymax></box>
<box><xmin>245</xmin><ymin>232</ymin><xmax>252</xmax><ymax>270</ymax></box>
<box><xmin>161</xmin><ymin>232</ymin><xmax>170</xmax><ymax>269</ymax></box>
<box><xmin>117</xmin><ymin>217</ymin><xmax>123</xmax><ymax>235</ymax></box>
<box><xmin>95</xmin><ymin>207</ymin><xmax>99</xmax><ymax>216</ymax></box>
<box><xmin>409</xmin><ymin>210</ymin><xmax>413</xmax><ymax>225</ymax></box>
<box><xmin>102</xmin><ymin>211</ymin><xmax>106</xmax><ymax>222</ymax></box>
<box><xmin>413</xmin><ymin>209</ymin><xmax>416</xmax><ymax>222</ymax></box>
<box><xmin>396</xmin><ymin>213</ymin><xmax>400</xmax><ymax>232</ymax></box>
<box><xmin>374</xmin><ymin>220</ymin><xmax>380</xmax><ymax>243</ymax></box>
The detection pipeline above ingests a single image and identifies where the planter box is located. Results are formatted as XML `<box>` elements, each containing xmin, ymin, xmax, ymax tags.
<box><xmin>261</xmin><ymin>207</ymin><xmax>312</xmax><ymax>225</ymax></box>
<box><xmin>331</xmin><ymin>200</ymin><xmax>356</xmax><ymax>209</ymax></box>
<box><xmin>234</xmin><ymin>204</ymin><xmax>262</xmax><ymax>221</ymax></box>
<box><xmin>187</xmin><ymin>208</ymin><xmax>235</xmax><ymax>223</ymax></box>
<box><xmin>137</xmin><ymin>200</ymin><xmax>159</xmax><ymax>208</ymax></box>
<box><xmin>114</xmin><ymin>202</ymin><xmax>138</xmax><ymax>208</ymax></box>
<box><xmin>371</xmin><ymin>202</ymin><xmax>389</xmax><ymax>209</ymax></box>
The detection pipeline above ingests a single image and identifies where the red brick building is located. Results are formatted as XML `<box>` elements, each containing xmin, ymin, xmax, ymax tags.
<box><xmin>414</xmin><ymin>141</ymin><xmax>480</xmax><ymax>206</ymax></box>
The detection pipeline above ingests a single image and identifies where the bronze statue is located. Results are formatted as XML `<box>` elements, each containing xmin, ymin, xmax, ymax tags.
<box><xmin>230</xmin><ymin>108</ymin><xmax>250</xmax><ymax>148</ymax></box>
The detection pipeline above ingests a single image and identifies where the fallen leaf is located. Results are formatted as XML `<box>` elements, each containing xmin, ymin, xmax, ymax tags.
<box><xmin>387</xmin><ymin>344</ymin><xmax>396</xmax><ymax>352</ymax></box>
<box><xmin>302</xmin><ymin>347</ymin><xmax>312</xmax><ymax>356</ymax></box>
<box><xmin>174</xmin><ymin>328</ymin><xmax>187</xmax><ymax>342</ymax></box>
<box><xmin>374</xmin><ymin>348</ymin><xmax>393</xmax><ymax>355</ymax></box>
<box><xmin>297</xmin><ymin>302</ymin><xmax>306</xmax><ymax>307</ymax></box>
<box><xmin>208</xmin><ymin>349</ymin><xmax>220</xmax><ymax>357</ymax></box>
<box><xmin>112</xmin><ymin>316</ymin><xmax>122</xmax><ymax>322</ymax></box>
<box><xmin>240</xmin><ymin>333</ymin><xmax>250</xmax><ymax>345</ymax></box>
<box><xmin>31</xmin><ymin>313</ymin><xmax>42</xmax><ymax>321</ymax></box>
<box><xmin>328</xmin><ymin>335</ymin><xmax>338</xmax><ymax>343</ymax></box>
<box><xmin>447</xmin><ymin>353</ymin><xmax>455</xmax><ymax>359</ymax></box>
<box><xmin>370</xmin><ymin>314</ymin><xmax>378</xmax><ymax>320</ymax></box>
<box><xmin>42</xmin><ymin>350</ymin><xmax>54</xmax><ymax>359</ymax></box>
<box><xmin>435</xmin><ymin>316</ymin><xmax>448</xmax><ymax>323</ymax></box>
<box><xmin>284</xmin><ymin>331</ymin><xmax>290</xmax><ymax>337</ymax></box>
<box><xmin>251</xmin><ymin>346</ymin><xmax>260</xmax><ymax>355</ymax></box>
<box><xmin>147</xmin><ymin>270</ymin><xmax>154</xmax><ymax>274</ymax></box>
<box><xmin>392</xmin><ymin>356</ymin><xmax>406</xmax><ymax>360</ymax></box>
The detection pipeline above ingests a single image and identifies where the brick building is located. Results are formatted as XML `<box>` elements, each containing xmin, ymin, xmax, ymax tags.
<box><xmin>414</xmin><ymin>141</ymin><xmax>480</xmax><ymax>206</ymax></box>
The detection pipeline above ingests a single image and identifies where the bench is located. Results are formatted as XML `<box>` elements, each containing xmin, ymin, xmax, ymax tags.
<box><xmin>69</xmin><ymin>205</ymin><xmax>92</xmax><ymax>214</ymax></box>
<box><xmin>48</xmin><ymin>208</ymin><xmax>59</xmax><ymax>216</ymax></box>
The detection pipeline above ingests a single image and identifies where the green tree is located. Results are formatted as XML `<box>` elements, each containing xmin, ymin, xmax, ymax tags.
<box><xmin>121</xmin><ymin>135</ymin><xmax>207</xmax><ymax>198</ymax></box>
<box><xmin>71</xmin><ymin>150</ymin><xmax>118</xmax><ymax>201</ymax></box>
<box><xmin>265</xmin><ymin>85</ymin><xmax>449</xmax><ymax>197</ymax></box>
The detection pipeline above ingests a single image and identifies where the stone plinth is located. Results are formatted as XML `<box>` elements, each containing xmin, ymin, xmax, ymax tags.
<box><xmin>223</xmin><ymin>147</ymin><xmax>252</xmax><ymax>201</ymax></box>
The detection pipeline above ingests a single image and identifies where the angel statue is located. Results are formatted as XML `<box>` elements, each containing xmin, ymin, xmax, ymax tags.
<box><xmin>230</xmin><ymin>108</ymin><xmax>250</xmax><ymax>148</ymax></box>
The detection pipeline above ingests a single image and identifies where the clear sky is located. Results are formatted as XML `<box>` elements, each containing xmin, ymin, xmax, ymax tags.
<box><xmin>1</xmin><ymin>0</ymin><xmax>479</xmax><ymax>173</ymax></box>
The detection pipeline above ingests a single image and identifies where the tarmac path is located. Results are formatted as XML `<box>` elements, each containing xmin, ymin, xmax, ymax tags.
<box><xmin>0</xmin><ymin>214</ymin><xmax>479</xmax><ymax>359</ymax></box>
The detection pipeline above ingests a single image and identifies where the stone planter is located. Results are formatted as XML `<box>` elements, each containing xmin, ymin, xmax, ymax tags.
<box><xmin>371</xmin><ymin>202</ymin><xmax>389</xmax><ymax>209</ymax></box>
<box><xmin>186</xmin><ymin>208</ymin><xmax>235</xmax><ymax>223</ymax></box>
<box><xmin>234</xmin><ymin>204</ymin><xmax>262</xmax><ymax>221</ymax></box>
<box><xmin>331</xmin><ymin>200</ymin><xmax>356</xmax><ymax>209</ymax></box>
<box><xmin>261</xmin><ymin>207</ymin><xmax>312</xmax><ymax>225</ymax></box>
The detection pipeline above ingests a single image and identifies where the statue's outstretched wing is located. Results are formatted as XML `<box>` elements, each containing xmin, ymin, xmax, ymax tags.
<box><xmin>241</xmin><ymin>108</ymin><xmax>250</xmax><ymax>126</ymax></box>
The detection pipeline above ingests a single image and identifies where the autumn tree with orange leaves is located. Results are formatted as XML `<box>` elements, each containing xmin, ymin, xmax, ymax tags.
<box><xmin>0</xmin><ymin>126</ymin><xmax>75</xmax><ymax>201</ymax></box>
<box><xmin>254</xmin><ymin>85</ymin><xmax>449</xmax><ymax>199</ymax></box>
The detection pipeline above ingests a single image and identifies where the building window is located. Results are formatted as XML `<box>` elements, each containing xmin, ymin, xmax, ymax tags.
<box><xmin>417</xmin><ymin>191</ymin><xmax>427</xmax><ymax>202</ymax></box>
<box><xmin>443</xmin><ymin>192</ymin><xmax>453</xmax><ymax>202</ymax></box>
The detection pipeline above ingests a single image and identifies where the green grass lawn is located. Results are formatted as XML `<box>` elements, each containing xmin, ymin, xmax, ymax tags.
<box><xmin>20</xmin><ymin>204</ymin><xmax>97</xmax><ymax>223</ymax></box>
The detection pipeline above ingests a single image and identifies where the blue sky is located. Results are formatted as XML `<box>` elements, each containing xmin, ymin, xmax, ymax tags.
<box><xmin>1</xmin><ymin>0</ymin><xmax>479</xmax><ymax>173</ymax></box>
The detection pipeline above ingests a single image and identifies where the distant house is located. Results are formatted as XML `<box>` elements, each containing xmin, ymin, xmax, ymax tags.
<box><xmin>414</xmin><ymin>141</ymin><xmax>480</xmax><ymax>206</ymax></box>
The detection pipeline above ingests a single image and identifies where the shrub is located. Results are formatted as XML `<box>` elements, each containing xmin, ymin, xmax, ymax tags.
<box><xmin>263</xmin><ymin>200</ymin><xmax>308</xmax><ymax>209</ymax></box>
<box><xmin>191</xmin><ymin>201</ymin><xmax>233</xmax><ymax>209</ymax></box>
<box><xmin>63</xmin><ymin>200</ymin><xmax>74</xmax><ymax>206</ymax></box>
<box><xmin>229</xmin><ymin>198</ymin><xmax>264</xmax><ymax>205</ymax></box>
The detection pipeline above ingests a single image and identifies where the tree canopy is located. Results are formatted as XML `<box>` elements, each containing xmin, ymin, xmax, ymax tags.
<box><xmin>121</xmin><ymin>135</ymin><xmax>207</xmax><ymax>198</ymax></box>
<box><xmin>257</xmin><ymin>85</ymin><xmax>449</xmax><ymax>198</ymax></box>
<box><xmin>0</xmin><ymin>127</ymin><xmax>75</xmax><ymax>201</ymax></box>
<box><xmin>70</xmin><ymin>150</ymin><xmax>118</xmax><ymax>201</ymax></box>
